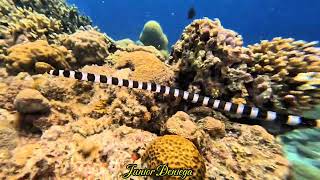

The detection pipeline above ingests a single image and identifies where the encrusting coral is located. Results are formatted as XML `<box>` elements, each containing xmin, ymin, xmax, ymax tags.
<box><xmin>1</xmin><ymin>40</ymin><xmax>75</xmax><ymax>74</ymax></box>
<box><xmin>142</xmin><ymin>135</ymin><xmax>206</xmax><ymax>179</ymax></box>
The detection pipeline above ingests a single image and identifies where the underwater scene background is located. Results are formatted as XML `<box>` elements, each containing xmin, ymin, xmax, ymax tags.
<box><xmin>0</xmin><ymin>0</ymin><xmax>319</xmax><ymax>179</ymax></box>
<box><xmin>67</xmin><ymin>0</ymin><xmax>320</xmax><ymax>45</ymax></box>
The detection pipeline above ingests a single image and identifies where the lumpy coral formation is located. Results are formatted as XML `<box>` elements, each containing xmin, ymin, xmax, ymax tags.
<box><xmin>169</xmin><ymin>18</ymin><xmax>253</xmax><ymax>100</ymax></box>
<box><xmin>142</xmin><ymin>135</ymin><xmax>206</xmax><ymax>179</ymax></box>
<box><xmin>0</xmin><ymin>1</ymin><xmax>317</xmax><ymax>179</ymax></box>
<box><xmin>1</xmin><ymin>40</ymin><xmax>75</xmax><ymax>74</ymax></box>
<box><xmin>139</xmin><ymin>20</ymin><xmax>169</xmax><ymax>57</ymax></box>
<box><xmin>58</xmin><ymin>30</ymin><xmax>114</xmax><ymax>65</ymax></box>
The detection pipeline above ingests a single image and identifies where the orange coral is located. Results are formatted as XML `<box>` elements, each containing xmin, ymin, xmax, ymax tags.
<box><xmin>113</xmin><ymin>51</ymin><xmax>174</xmax><ymax>84</ymax></box>
<box><xmin>2</xmin><ymin>40</ymin><xmax>75</xmax><ymax>74</ymax></box>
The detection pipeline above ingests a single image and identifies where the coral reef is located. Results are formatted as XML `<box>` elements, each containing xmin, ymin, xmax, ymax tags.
<box><xmin>0</xmin><ymin>1</ymin><xmax>63</xmax><ymax>44</ymax></box>
<box><xmin>168</xmin><ymin>18</ymin><xmax>253</xmax><ymax>100</ymax></box>
<box><xmin>169</xmin><ymin>18</ymin><xmax>320</xmax><ymax>115</ymax></box>
<box><xmin>1</xmin><ymin>40</ymin><xmax>75</xmax><ymax>74</ymax></box>
<box><xmin>139</xmin><ymin>20</ymin><xmax>169</xmax><ymax>57</ymax></box>
<box><xmin>58</xmin><ymin>30</ymin><xmax>114</xmax><ymax>65</ymax></box>
<box><xmin>248</xmin><ymin>38</ymin><xmax>320</xmax><ymax>113</ymax></box>
<box><xmin>0</xmin><ymin>1</ymin><xmax>317</xmax><ymax>178</ymax></box>
<box><xmin>278</xmin><ymin>128</ymin><xmax>320</xmax><ymax>180</ymax></box>
<box><xmin>142</xmin><ymin>135</ymin><xmax>206</xmax><ymax>179</ymax></box>
<box><xmin>13</xmin><ymin>0</ymin><xmax>92</xmax><ymax>33</ymax></box>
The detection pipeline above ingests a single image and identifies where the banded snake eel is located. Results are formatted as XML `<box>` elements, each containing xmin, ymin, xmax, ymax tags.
<box><xmin>48</xmin><ymin>69</ymin><xmax>320</xmax><ymax>128</ymax></box>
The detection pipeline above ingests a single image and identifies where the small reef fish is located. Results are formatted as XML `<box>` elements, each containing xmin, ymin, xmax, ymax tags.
<box><xmin>187</xmin><ymin>6</ymin><xmax>196</xmax><ymax>19</ymax></box>
<box><xmin>48</xmin><ymin>70</ymin><xmax>320</xmax><ymax>128</ymax></box>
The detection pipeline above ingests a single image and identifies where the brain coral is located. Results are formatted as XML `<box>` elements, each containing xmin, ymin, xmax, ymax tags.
<box><xmin>1</xmin><ymin>40</ymin><xmax>75</xmax><ymax>74</ymax></box>
<box><xmin>248</xmin><ymin>37</ymin><xmax>320</xmax><ymax>113</ymax></box>
<box><xmin>59</xmin><ymin>30</ymin><xmax>113</xmax><ymax>66</ymax></box>
<box><xmin>169</xmin><ymin>18</ymin><xmax>253</xmax><ymax>100</ymax></box>
<box><xmin>142</xmin><ymin>135</ymin><xmax>206</xmax><ymax>179</ymax></box>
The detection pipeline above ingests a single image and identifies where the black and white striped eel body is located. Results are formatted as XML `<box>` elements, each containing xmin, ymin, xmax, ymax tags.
<box><xmin>49</xmin><ymin>69</ymin><xmax>320</xmax><ymax>128</ymax></box>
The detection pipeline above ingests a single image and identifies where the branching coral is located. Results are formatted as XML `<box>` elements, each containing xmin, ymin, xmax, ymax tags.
<box><xmin>12</xmin><ymin>0</ymin><xmax>92</xmax><ymax>33</ymax></box>
<box><xmin>1</xmin><ymin>40</ymin><xmax>75</xmax><ymax>74</ymax></box>
<box><xmin>0</xmin><ymin>1</ymin><xmax>63</xmax><ymax>43</ymax></box>
<box><xmin>248</xmin><ymin>37</ymin><xmax>320</xmax><ymax>113</ymax></box>
<box><xmin>170</xmin><ymin>18</ymin><xmax>320</xmax><ymax>115</ymax></box>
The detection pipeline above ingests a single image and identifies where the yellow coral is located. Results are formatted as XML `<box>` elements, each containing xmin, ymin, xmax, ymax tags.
<box><xmin>2</xmin><ymin>40</ymin><xmax>75</xmax><ymax>74</ymax></box>
<box><xmin>59</xmin><ymin>30</ymin><xmax>112</xmax><ymax>65</ymax></box>
<box><xmin>112</xmin><ymin>50</ymin><xmax>174</xmax><ymax>84</ymax></box>
<box><xmin>248</xmin><ymin>37</ymin><xmax>320</xmax><ymax>113</ymax></box>
<box><xmin>142</xmin><ymin>135</ymin><xmax>206</xmax><ymax>179</ymax></box>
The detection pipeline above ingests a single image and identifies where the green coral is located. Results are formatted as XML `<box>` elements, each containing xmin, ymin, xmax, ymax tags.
<box><xmin>139</xmin><ymin>20</ymin><xmax>168</xmax><ymax>52</ymax></box>
<box><xmin>278</xmin><ymin>128</ymin><xmax>320</xmax><ymax>180</ymax></box>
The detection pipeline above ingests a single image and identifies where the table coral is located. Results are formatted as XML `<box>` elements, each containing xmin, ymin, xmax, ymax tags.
<box><xmin>1</xmin><ymin>40</ymin><xmax>75</xmax><ymax>74</ymax></box>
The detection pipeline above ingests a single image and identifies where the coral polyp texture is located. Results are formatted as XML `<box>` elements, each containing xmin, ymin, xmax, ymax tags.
<box><xmin>142</xmin><ymin>135</ymin><xmax>206</xmax><ymax>179</ymax></box>
<box><xmin>248</xmin><ymin>38</ymin><xmax>320</xmax><ymax>113</ymax></box>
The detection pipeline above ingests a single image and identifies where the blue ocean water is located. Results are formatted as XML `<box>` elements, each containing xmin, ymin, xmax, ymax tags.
<box><xmin>67</xmin><ymin>0</ymin><xmax>320</xmax><ymax>46</ymax></box>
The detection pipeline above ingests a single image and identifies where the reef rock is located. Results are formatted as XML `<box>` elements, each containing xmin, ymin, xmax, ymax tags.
<box><xmin>203</xmin><ymin>123</ymin><xmax>289</xmax><ymax>179</ymax></box>
<box><xmin>164</xmin><ymin>111</ymin><xmax>201</xmax><ymax>141</ymax></box>
<box><xmin>14</xmin><ymin>88</ymin><xmax>50</xmax><ymax>114</ymax></box>
<box><xmin>199</xmin><ymin>116</ymin><xmax>226</xmax><ymax>138</ymax></box>
<box><xmin>1</xmin><ymin>40</ymin><xmax>75</xmax><ymax>74</ymax></box>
